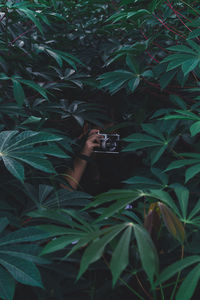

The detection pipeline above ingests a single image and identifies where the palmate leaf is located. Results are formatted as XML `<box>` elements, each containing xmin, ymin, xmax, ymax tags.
<box><xmin>0</xmin><ymin>225</ymin><xmax>48</xmax><ymax>298</ymax></box>
<box><xmin>0</xmin><ymin>130</ymin><xmax>67</xmax><ymax>181</ymax></box>
<box><xmin>162</xmin><ymin>42</ymin><xmax>200</xmax><ymax>77</ymax></box>
<box><xmin>123</xmin><ymin>128</ymin><xmax>169</xmax><ymax>164</ymax></box>
<box><xmin>166</xmin><ymin>152</ymin><xmax>200</xmax><ymax>182</ymax></box>
<box><xmin>77</xmin><ymin>223</ymin><xmax>127</xmax><ymax>280</ymax></box>
<box><xmin>98</xmin><ymin>70</ymin><xmax>137</xmax><ymax>94</ymax></box>
<box><xmin>94</xmin><ymin>191</ymin><xmax>141</xmax><ymax>223</ymax></box>
<box><xmin>84</xmin><ymin>189</ymin><xmax>141</xmax><ymax>210</ymax></box>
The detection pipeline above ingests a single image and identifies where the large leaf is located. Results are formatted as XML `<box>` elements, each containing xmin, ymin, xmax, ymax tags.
<box><xmin>0</xmin><ymin>227</ymin><xmax>49</xmax><ymax>246</ymax></box>
<box><xmin>175</xmin><ymin>263</ymin><xmax>200</xmax><ymax>300</ymax></box>
<box><xmin>155</xmin><ymin>256</ymin><xmax>200</xmax><ymax>285</ymax></box>
<box><xmin>77</xmin><ymin>224</ymin><xmax>127</xmax><ymax>279</ymax></box>
<box><xmin>110</xmin><ymin>225</ymin><xmax>132</xmax><ymax>285</ymax></box>
<box><xmin>0</xmin><ymin>131</ymin><xmax>65</xmax><ymax>181</ymax></box>
<box><xmin>133</xmin><ymin>224</ymin><xmax>159</xmax><ymax>284</ymax></box>
<box><xmin>0</xmin><ymin>254</ymin><xmax>43</xmax><ymax>288</ymax></box>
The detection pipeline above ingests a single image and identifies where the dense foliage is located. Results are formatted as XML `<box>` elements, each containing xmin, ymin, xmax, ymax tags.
<box><xmin>1</xmin><ymin>0</ymin><xmax>200</xmax><ymax>299</ymax></box>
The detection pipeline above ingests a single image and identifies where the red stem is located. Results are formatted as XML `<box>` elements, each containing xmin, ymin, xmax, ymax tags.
<box><xmin>141</xmin><ymin>30</ymin><xmax>170</xmax><ymax>53</ymax></box>
<box><xmin>146</xmin><ymin>51</ymin><xmax>160</xmax><ymax>63</ymax></box>
<box><xmin>154</xmin><ymin>15</ymin><xmax>185</xmax><ymax>39</ymax></box>
<box><xmin>167</xmin><ymin>0</ymin><xmax>192</xmax><ymax>32</ymax></box>
<box><xmin>10</xmin><ymin>26</ymin><xmax>35</xmax><ymax>45</ymax></box>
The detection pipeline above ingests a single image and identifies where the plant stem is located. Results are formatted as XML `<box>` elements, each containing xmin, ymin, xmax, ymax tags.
<box><xmin>181</xmin><ymin>0</ymin><xmax>200</xmax><ymax>15</ymax></box>
<box><xmin>160</xmin><ymin>284</ymin><xmax>165</xmax><ymax>300</ymax></box>
<box><xmin>102</xmin><ymin>256</ymin><xmax>145</xmax><ymax>300</ymax></box>
<box><xmin>119</xmin><ymin>277</ymin><xmax>146</xmax><ymax>300</ymax></box>
<box><xmin>170</xmin><ymin>245</ymin><xmax>184</xmax><ymax>300</ymax></box>
<box><xmin>136</xmin><ymin>275</ymin><xmax>154</xmax><ymax>300</ymax></box>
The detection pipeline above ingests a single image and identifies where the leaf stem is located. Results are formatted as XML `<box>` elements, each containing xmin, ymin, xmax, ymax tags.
<box><xmin>170</xmin><ymin>245</ymin><xmax>184</xmax><ymax>300</ymax></box>
<box><xmin>102</xmin><ymin>255</ymin><xmax>145</xmax><ymax>300</ymax></box>
<box><xmin>136</xmin><ymin>274</ymin><xmax>154</xmax><ymax>300</ymax></box>
<box><xmin>119</xmin><ymin>277</ymin><xmax>146</xmax><ymax>300</ymax></box>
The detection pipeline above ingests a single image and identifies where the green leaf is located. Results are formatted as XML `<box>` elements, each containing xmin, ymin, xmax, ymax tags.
<box><xmin>166</xmin><ymin>159</ymin><xmax>200</xmax><ymax>172</ymax></box>
<box><xmin>169</xmin><ymin>95</ymin><xmax>187</xmax><ymax>110</ymax></box>
<box><xmin>46</xmin><ymin>49</ymin><xmax>63</xmax><ymax>67</ymax></box>
<box><xmin>133</xmin><ymin>224</ymin><xmax>159</xmax><ymax>284</ymax></box>
<box><xmin>123</xmin><ymin>176</ymin><xmax>162</xmax><ymax>189</ymax></box>
<box><xmin>2</xmin><ymin>157</ymin><xmax>24</xmax><ymax>182</ymax></box>
<box><xmin>110</xmin><ymin>226</ymin><xmax>132</xmax><ymax>285</ymax></box>
<box><xmin>188</xmin><ymin>199</ymin><xmax>200</xmax><ymax>220</ymax></box>
<box><xmin>32</xmin><ymin>144</ymin><xmax>69</xmax><ymax>158</ymax></box>
<box><xmin>11</xmin><ymin>154</ymin><xmax>55</xmax><ymax>174</ymax></box>
<box><xmin>187</xmin><ymin>28</ymin><xmax>200</xmax><ymax>40</ymax></box>
<box><xmin>151</xmin><ymin>144</ymin><xmax>168</xmax><ymax>165</ymax></box>
<box><xmin>40</xmin><ymin>235</ymin><xmax>79</xmax><ymax>255</ymax></box>
<box><xmin>0</xmin><ymin>254</ymin><xmax>43</xmax><ymax>288</ymax></box>
<box><xmin>126</xmin><ymin>55</ymin><xmax>139</xmax><ymax>73</ymax></box>
<box><xmin>19</xmin><ymin>79</ymin><xmax>48</xmax><ymax>99</ymax></box>
<box><xmin>84</xmin><ymin>189</ymin><xmax>139</xmax><ymax>210</ymax></box>
<box><xmin>190</xmin><ymin>121</ymin><xmax>200</xmax><ymax>137</ymax></box>
<box><xmin>173</xmin><ymin>185</ymin><xmax>189</xmax><ymax>219</ymax></box>
<box><xmin>19</xmin><ymin>8</ymin><xmax>43</xmax><ymax>34</ymax></box>
<box><xmin>142</xmin><ymin>124</ymin><xmax>164</xmax><ymax>140</ymax></box>
<box><xmin>0</xmin><ymin>266</ymin><xmax>15</xmax><ymax>300</ymax></box>
<box><xmin>128</xmin><ymin>77</ymin><xmax>140</xmax><ymax>92</ymax></box>
<box><xmin>167</xmin><ymin>45</ymin><xmax>196</xmax><ymax>55</ymax></box>
<box><xmin>185</xmin><ymin>163</ymin><xmax>200</xmax><ymax>182</ymax></box>
<box><xmin>155</xmin><ymin>256</ymin><xmax>200</xmax><ymax>285</ymax></box>
<box><xmin>0</xmin><ymin>245</ymin><xmax>49</xmax><ymax>265</ymax></box>
<box><xmin>94</xmin><ymin>191</ymin><xmax>140</xmax><ymax>223</ymax></box>
<box><xmin>12</xmin><ymin>79</ymin><xmax>25</xmax><ymax>107</ymax></box>
<box><xmin>175</xmin><ymin>263</ymin><xmax>200</xmax><ymax>300</ymax></box>
<box><xmin>0</xmin><ymin>227</ymin><xmax>48</xmax><ymax>246</ymax></box>
<box><xmin>160</xmin><ymin>70</ymin><xmax>176</xmax><ymax>90</ymax></box>
<box><xmin>182</xmin><ymin>58</ymin><xmax>199</xmax><ymax>76</ymax></box>
<box><xmin>78</xmin><ymin>224</ymin><xmax>127</xmax><ymax>279</ymax></box>
<box><xmin>187</xmin><ymin>40</ymin><xmax>200</xmax><ymax>52</ymax></box>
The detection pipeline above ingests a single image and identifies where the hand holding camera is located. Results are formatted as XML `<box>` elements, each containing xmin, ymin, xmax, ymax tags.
<box><xmin>81</xmin><ymin>129</ymin><xmax>120</xmax><ymax>156</ymax></box>
<box><xmin>81</xmin><ymin>129</ymin><xmax>103</xmax><ymax>157</ymax></box>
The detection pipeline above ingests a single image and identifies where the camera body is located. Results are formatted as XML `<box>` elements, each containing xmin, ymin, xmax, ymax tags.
<box><xmin>94</xmin><ymin>133</ymin><xmax>120</xmax><ymax>154</ymax></box>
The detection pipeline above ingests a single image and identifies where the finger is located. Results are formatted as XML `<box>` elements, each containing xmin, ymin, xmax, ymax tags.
<box><xmin>87</xmin><ymin>133</ymin><xmax>102</xmax><ymax>142</ymax></box>
<box><xmin>91</xmin><ymin>142</ymin><xmax>101</xmax><ymax>149</ymax></box>
<box><xmin>88</xmin><ymin>129</ymin><xmax>99</xmax><ymax>136</ymax></box>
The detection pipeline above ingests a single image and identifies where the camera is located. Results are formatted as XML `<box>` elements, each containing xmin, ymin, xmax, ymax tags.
<box><xmin>94</xmin><ymin>133</ymin><xmax>120</xmax><ymax>154</ymax></box>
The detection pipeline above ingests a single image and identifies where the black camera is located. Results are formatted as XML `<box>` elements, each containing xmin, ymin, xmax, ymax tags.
<box><xmin>94</xmin><ymin>133</ymin><xmax>120</xmax><ymax>154</ymax></box>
